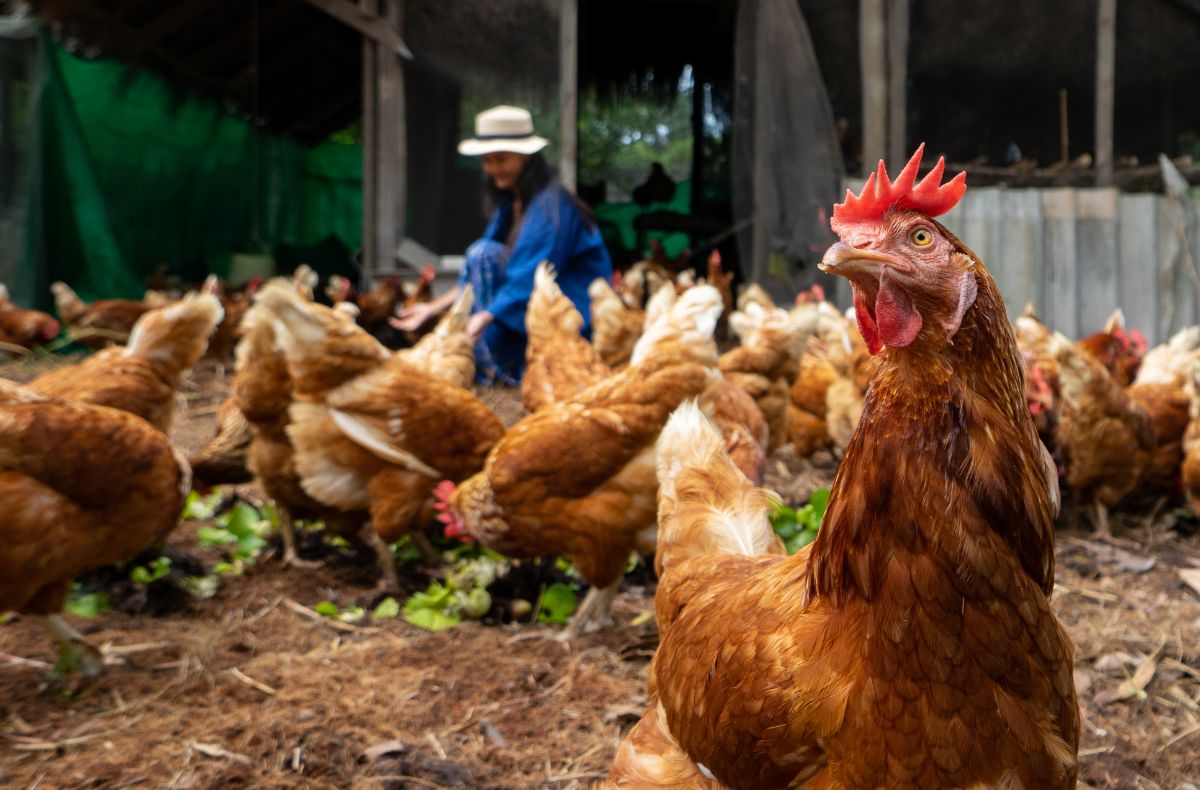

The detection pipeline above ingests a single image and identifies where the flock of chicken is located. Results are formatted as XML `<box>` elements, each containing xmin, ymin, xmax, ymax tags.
<box><xmin>0</xmin><ymin>149</ymin><xmax>1190</xmax><ymax>786</ymax></box>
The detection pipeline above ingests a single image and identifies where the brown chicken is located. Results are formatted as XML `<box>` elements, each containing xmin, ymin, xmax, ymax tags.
<box><xmin>0</xmin><ymin>379</ymin><xmax>190</xmax><ymax>674</ymax></box>
<box><xmin>1074</xmin><ymin>308</ymin><xmax>1146</xmax><ymax>387</ymax></box>
<box><xmin>1052</xmin><ymin>332</ymin><xmax>1154</xmax><ymax>536</ymax></box>
<box><xmin>200</xmin><ymin>274</ymin><xmax>260</xmax><ymax>365</ymax></box>
<box><xmin>1132</xmin><ymin>326</ymin><xmax>1200</xmax><ymax>388</ymax></box>
<box><xmin>255</xmin><ymin>280</ymin><xmax>504</xmax><ymax>588</ymax></box>
<box><xmin>589</xmin><ymin>275</ymin><xmax>644</xmax><ymax>370</ymax></box>
<box><xmin>28</xmin><ymin>293</ymin><xmax>224</xmax><ymax>433</ymax></box>
<box><xmin>0</xmin><ymin>285</ymin><xmax>60</xmax><ymax>351</ymax></box>
<box><xmin>189</xmin><ymin>395</ymin><xmax>254</xmax><ymax>490</ymax></box>
<box><xmin>1182</xmin><ymin>362</ymin><xmax>1200</xmax><ymax>513</ymax></box>
<box><xmin>786</xmin><ymin>353</ymin><xmax>839</xmax><ymax>457</ymax></box>
<box><xmin>1127</xmin><ymin>381</ymin><xmax>1191</xmax><ymax>496</ymax></box>
<box><xmin>233</xmin><ymin>300</ymin><xmax>360</xmax><ymax>567</ymax></box>
<box><xmin>719</xmin><ymin>303</ymin><xmax>806</xmax><ymax>452</ymax></box>
<box><xmin>736</xmin><ymin>282</ymin><xmax>776</xmax><ymax>312</ymax></box>
<box><xmin>393</xmin><ymin>284</ymin><xmax>477</xmax><ymax>389</ymax></box>
<box><xmin>606</xmin><ymin>147</ymin><xmax>1077</xmax><ymax>789</ymax></box>
<box><xmin>51</xmin><ymin>281</ymin><xmax>153</xmax><ymax>349</ymax></box>
<box><xmin>523</xmin><ymin>263</ymin><xmax>611</xmax><ymax>412</ymax></box>
<box><xmin>437</xmin><ymin>286</ymin><xmax>727</xmax><ymax>632</ymax></box>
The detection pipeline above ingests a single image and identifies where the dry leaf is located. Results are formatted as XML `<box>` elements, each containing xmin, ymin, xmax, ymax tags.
<box><xmin>1180</xmin><ymin>568</ymin><xmax>1200</xmax><ymax>598</ymax></box>
<box><xmin>1094</xmin><ymin>638</ymin><xmax>1167</xmax><ymax>706</ymax></box>
<box><xmin>360</xmin><ymin>739</ymin><xmax>407</xmax><ymax>762</ymax></box>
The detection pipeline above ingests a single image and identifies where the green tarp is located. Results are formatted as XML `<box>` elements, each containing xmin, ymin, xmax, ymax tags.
<box><xmin>22</xmin><ymin>30</ymin><xmax>363</xmax><ymax>306</ymax></box>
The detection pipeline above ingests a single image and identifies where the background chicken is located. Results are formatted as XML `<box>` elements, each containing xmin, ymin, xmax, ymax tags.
<box><xmin>1052</xmin><ymin>331</ymin><xmax>1154</xmax><ymax>537</ymax></box>
<box><xmin>189</xmin><ymin>395</ymin><xmax>254</xmax><ymax>490</ymax></box>
<box><xmin>50</xmin><ymin>281</ymin><xmax>153</xmax><ymax>349</ymax></box>
<box><xmin>0</xmin><ymin>380</ymin><xmax>190</xmax><ymax>675</ymax></box>
<box><xmin>0</xmin><ymin>285</ymin><xmax>61</xmax><ymax>351</ymax></box>
<box><xmin>589</xmin><ymin>275</ymin><xmax>644</xmax><ymax>370</ymax></box>
<box><xmin>255</xmin><ymin>281</ymin><xmax>504</xmax><ymax>589</ymax></box>
<box><xmin>437</xmin><ymin>286</ymin><xmax>726</xmax><ymax>632</ymax></box>
<box><xmin>28</xmin><ymin>292</ymin><xmax>223</xmax><ymax>433</ymax></box>
<box><xmin>233</xmin><ymin>299</ymin><xmax>361</xmax><ymax>568</ymax></box>
<box><xmin>523</xmin><ymin>263</ymin><xmax>611</xmax><ymax>412</ymax></box>
<box><xmin>718</xmin><ymin>303</ymin><xmax>805</xmax><ymax>452</ymax></box>
<box><xmin>394</xmin><ymin>284</ymin><xmax>478</xmax><ymax>389</ymax></box>
<box><xmin>200</xmin><ymin>274</ymin><xmax>260</xmax><ymax>366</ymax></box>
<box><xmin>1075</xmin><ymin>308</ymin><xmax>1146</xmax><ymax>387</ymax></box>
<box><xmin>607</xmin><ymin>148</ymin><xmax>1077</xmax><ymax>789</ymax></box>
<box><xmin>1182</xmin><ymin>360</ymin><xmax>1200</xmax><ymax>514</ymax></box>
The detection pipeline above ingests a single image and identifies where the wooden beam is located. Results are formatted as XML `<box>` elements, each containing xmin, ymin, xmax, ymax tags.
<box><xmin>135</xmin><ymin>1</ymin><xmax>204</xmax><ymax>44</ymax></box>
<box><xmin>299</xmin><ymin>0</ymin><xmax>412</xmax><ymax>59</ymax></box>
<box><xmin>1094</xmin><ymin>0</ymin><xmax>1116</xmax><ymax>187</ymax></box>
<box><xmin>382</xmin><ymin>0</ymin><xmax>406</xmax><ymax>257</ymax></box>
<box><xmin>859</xmin><ymin>0</ymin><xmax>887</xmax><ymax>174</ymax></box>
<box><xmin>360</xmin><ymin>0</ymin><xmax>378</xmax><ymax>284</ymax></box>
<box><xmin>886</xmin><ymin>0</ymin><xmax>908</xmax><ymax>165</ymax></box>
<box><xmin>558</xmin><ymin>0</ymin><xmax>578</xmax><ymax>191</ymax></box>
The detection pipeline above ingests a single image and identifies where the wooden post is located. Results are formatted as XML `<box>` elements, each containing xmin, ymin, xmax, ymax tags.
<box><xmin>360</xmin><ymin>0</ymin><xmax>378</xmax><ymax>284</ymax></box>
<box><xmin>1059</xmin><ymin>88</ymin><xmax>1069</xmax><ymax>163</ymax></box>
<box><xmin>384</xmin><ymin>0</ymin><xmax>406</xmax><ymax>257</ymax></box>
<box><xmin>859</xmin><ymin>0</ymin><xmax>887</xmax><ymax>174</ymax></box>
<box><xmin>559</xmin><ymin>0</ymin><xmax>578</xmax><ymax>191</ymax></box>
<box><xmin>1094</xmin><ymin>0</ymin><xmax>1116</xmax><ymax>186</ymax></box>
<box><xmin>886</xmin><ymin>0</ymin><xmax>908</xmax><ymax>165</ymax></box>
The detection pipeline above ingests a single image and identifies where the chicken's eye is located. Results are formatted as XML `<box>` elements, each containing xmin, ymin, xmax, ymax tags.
<box><xmin>910</xmin><ymin>228</ymin><xmax>934</xmax><ymax>247</ymax></box>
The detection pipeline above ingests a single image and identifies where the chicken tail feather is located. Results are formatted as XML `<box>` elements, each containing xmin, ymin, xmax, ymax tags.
<box><xmin>654</xmin><ymin>401</ymin><xmax>782</xmax><ymax>573</ymax></box>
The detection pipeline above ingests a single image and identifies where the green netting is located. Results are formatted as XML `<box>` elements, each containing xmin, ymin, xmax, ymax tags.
<box><xmin>21</xmin><ymin>29</ymin><xmax>362</xmax><ymax>307</ymax></box>
<box><xmin>594</xmin><ymin>180</ymin><xmax>693</xmax><ymax>260</ymax></box>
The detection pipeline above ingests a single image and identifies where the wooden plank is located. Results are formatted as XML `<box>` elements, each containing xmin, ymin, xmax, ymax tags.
<box><xmin>1076</xmin><ymin>188</ymin><xmax>1119</xmax><ymax>334</ymax></box>
<box><xmin>1117</xmin><ymin>193</ymin><xmax>1160</xmax><ymax>344</ymax></box>
<box><xmin>559</xmin><ymin>0</ymin><xmax>578</xmax><ymax>192</ymax></box>
<box><xmin>299</xmin><ymin>0</ymin><xmax>412</xmax><ymax>58</ymax></box>
<box><xmin>859</xmin><ymin>0</ymin><xmax>887</xmax><ymax>174</ymax></box>
<box><xmin>1042</xmin><ymin>189</ymin><xmax>1079</xmax><ymax>336</ymax></box>
<box><xmin>885</xmin><ymin>0</ymin><xmax>908</xmax><ymax>165</ymax></box>
<box><xmin>382</xmin><ymin>0</ymin><xmax>406</xmax><ymax>255</ymax></box>
<box><xmin>1094</xmin><ymin>0</ymin><xmax>1116</xmax><ymax>186</ymax></box>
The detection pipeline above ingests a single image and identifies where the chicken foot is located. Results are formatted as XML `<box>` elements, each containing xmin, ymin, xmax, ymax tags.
<box><xmin>277</xmin><ymin>505</ymin><xmax>323</xmax><ymax>570</ymax></box>
<box><xmin>1091</xmin><ymin>500</ymin><xmax>1113</xmax><ymax>540</ymax></box>
<box><xmin>31</xmin><ymin>614</ymin><xmax>104</xmax><ymax>678</ymax></box>
<box><xmin>363</xmin><ymin>528</ymin><xmax>403</xmax><ymax>594</ymax></box>
<box><xmin>566</xmin><ymin>579</ymin><xmax>621</xmax><ymax>638</ymax></box>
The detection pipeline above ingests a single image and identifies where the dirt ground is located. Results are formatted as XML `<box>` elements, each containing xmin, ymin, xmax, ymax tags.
<box><xmin>2</xmin><ymin>358</ymin><xmax>1200</xmax><ymax>789</ymax></box>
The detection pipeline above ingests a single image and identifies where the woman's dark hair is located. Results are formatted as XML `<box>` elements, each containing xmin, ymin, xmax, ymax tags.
<box><xmin>483</xmin><ymin>151</ymin><xmax>596</xmax><ymax>227</ymax></box>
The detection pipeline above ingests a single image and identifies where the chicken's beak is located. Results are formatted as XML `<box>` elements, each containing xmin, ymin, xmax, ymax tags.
<box><xmin>818</xmin><ymin>242</ymin><xmax>911</xmax><ymax>278</ymax></box>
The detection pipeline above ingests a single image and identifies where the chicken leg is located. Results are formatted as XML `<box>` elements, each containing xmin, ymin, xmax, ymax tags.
<box><xmin>363</xmin><ymin>528</ymin><xmax>402</xmax><ymax>594</ymax></box>
<box><xmin>566</xmin><ymin>579</ymin><xmax>621</xmax><ymax>637</ymax></box>
<box><xmin>277</xmin><ymin>505</ymin><xmax>322</xmax><ymax>570</ymax></box>
<box><xmin>32</xmin><ymin>614</ymin><xmax>104</xmax><ymax>678</ymax></box>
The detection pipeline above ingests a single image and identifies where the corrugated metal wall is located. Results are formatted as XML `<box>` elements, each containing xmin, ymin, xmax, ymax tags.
<box><xmin>830</xmin><ymin>187</ymin><xmax>1200</xmax><ymax>345</ymax></box>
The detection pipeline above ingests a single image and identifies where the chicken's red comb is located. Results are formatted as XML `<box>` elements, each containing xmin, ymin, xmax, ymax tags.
<box><xmin>708</xmin><ymin>249</ymin><xmax>721</xmax><ymax>266</ymax></box>
<box><xmin>420</xmin><ymin>264</ymin><xmax>437</xmax><ymax>283</ymax></box>
<box><xmin>831</xmin><ymin>144</ymin><xmax>967</xmax><ymax>235</ymax></box>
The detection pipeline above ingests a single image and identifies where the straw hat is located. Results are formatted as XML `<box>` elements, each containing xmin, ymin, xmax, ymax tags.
<box><xmin>458</xmin><ymin>105</ymin><xmax>549</xmax><ymax>156</ymax></box>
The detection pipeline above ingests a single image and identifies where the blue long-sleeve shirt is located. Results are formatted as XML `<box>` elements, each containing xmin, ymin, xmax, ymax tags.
<box><xmin>481</xmin><ymin>185</ymin><xmax>611</xmax><ymax>336</ymax></box>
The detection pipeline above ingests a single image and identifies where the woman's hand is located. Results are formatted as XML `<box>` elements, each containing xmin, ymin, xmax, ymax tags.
<box><xmin>467</xmin><ymin>310</ymin><xmax>494</xmax><ymax>343</ymax></box>
<box><xmin>389</xmin><ymin>302</ymin><xmax>439</xmax><ymax>333</ymax></box>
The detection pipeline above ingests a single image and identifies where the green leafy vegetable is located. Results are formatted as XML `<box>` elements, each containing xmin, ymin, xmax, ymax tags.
<box><xmin>130</xmin><ymin>556</ymin><xmax>171</xmax><ymax>585</ymax></box>
<box><xmin>372</xmin><ymin>596</ymin><xmax>401</xmax><ymax>620</ymax></box>
<box><xmin>64</xmin><ymin>587</ymin><xmax>110</xmax><ymax>618</ymax></box>
<box><xmin>536</xmin><ymin>582</ymin><xmax>578</xmax><ymax>624</ymax></box>
<box><xmin>770</xmin><ymin>488</ymin><xmax>829</xmax><ymax>555</ymax></box>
